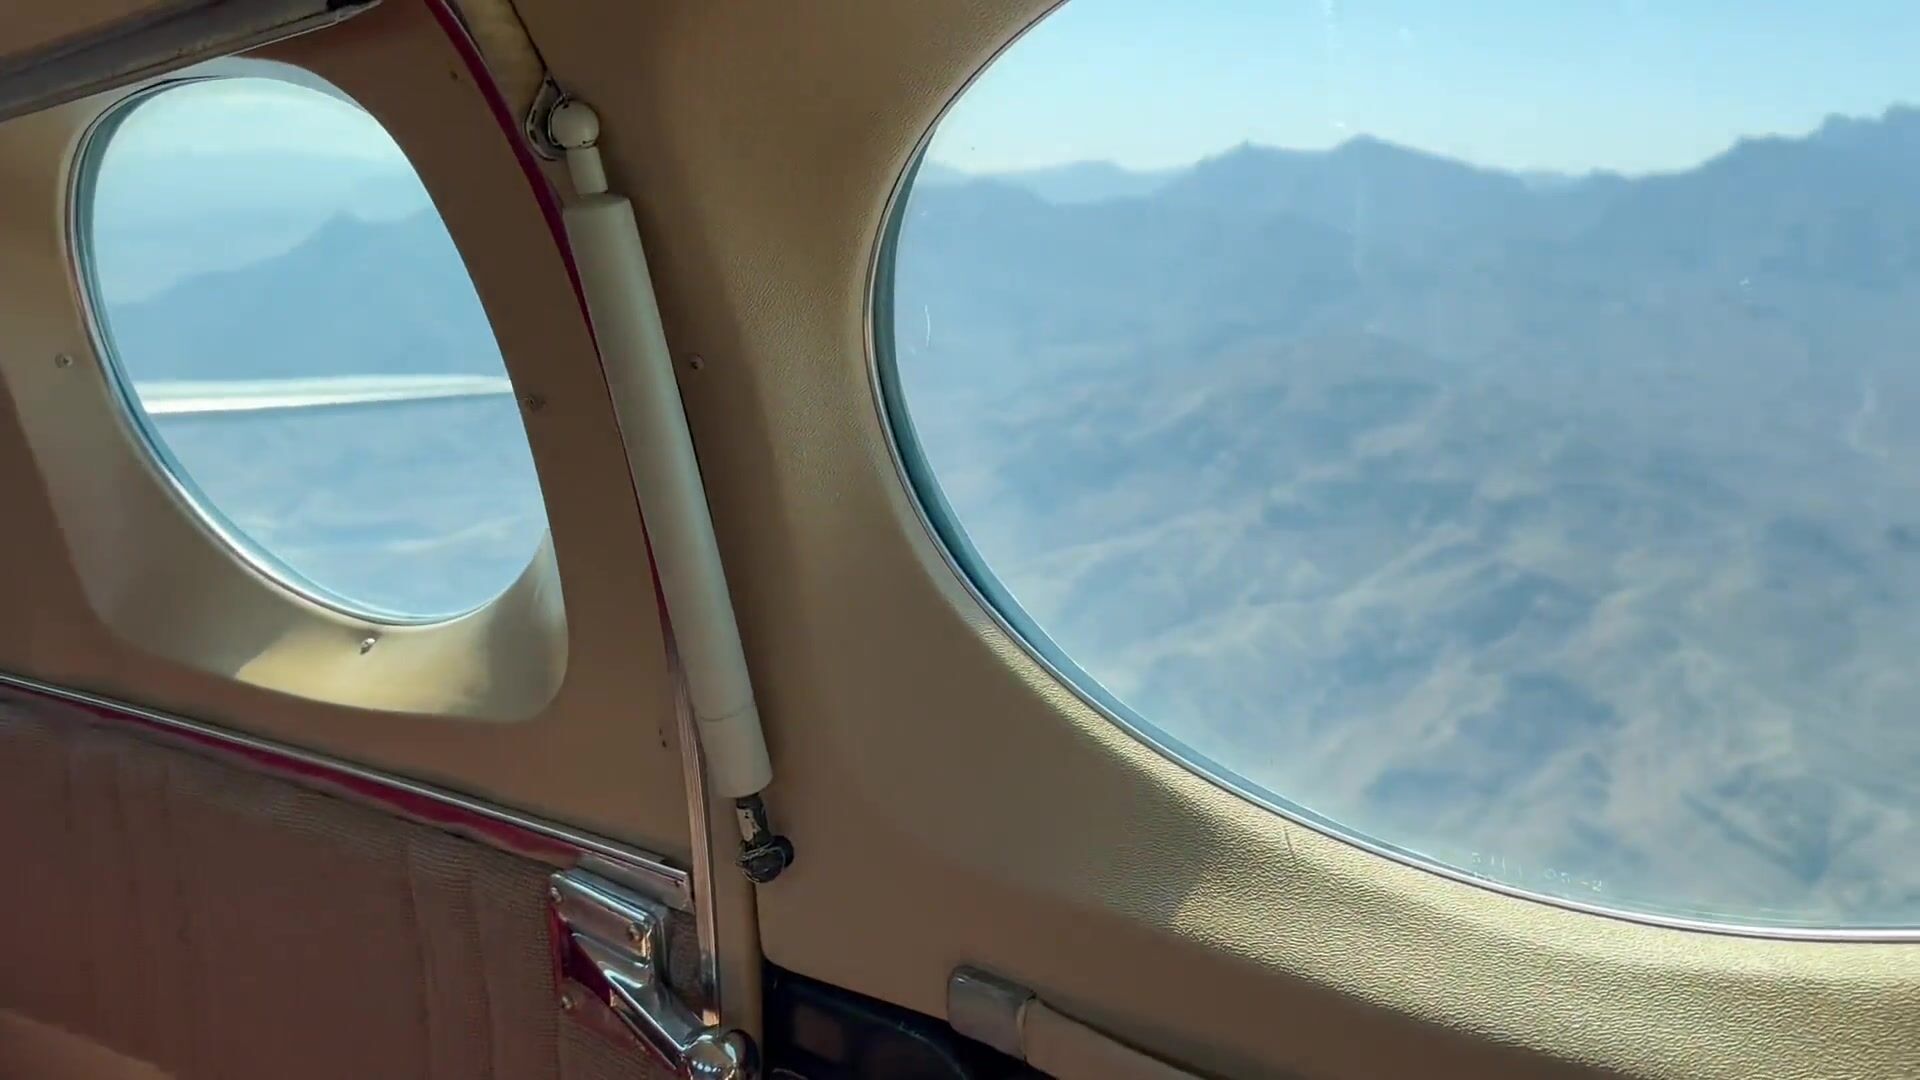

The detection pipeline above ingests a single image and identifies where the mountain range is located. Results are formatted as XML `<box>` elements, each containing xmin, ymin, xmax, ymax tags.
<box><xmin>893</xmin><ymin>105</ymin><xmax>1920</xmax><ymax>926</ymax></box>
<box><xmin>92</xmin><ymin>103</ymin><xmax>1920</xmax><ymax>924</ymax></box>
<box><xmin>102</xmin><ymin>211</ymin><xmax>500</xmax><ymax>382</ymax></box>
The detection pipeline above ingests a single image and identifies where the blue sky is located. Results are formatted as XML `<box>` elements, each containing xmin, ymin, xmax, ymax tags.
<box><xmin>931</xmin><ymin>0</ymin><xmax>1920</xmax><ymax>175</ymax></box>
<box><xmin>110</xmin><ymin>3</ymin><xmax>1920</xmax><ymax>181</ymax></box>
<box><xmin>109</xmin><ymin>75</ymin><xmax>403</xmax><ymax>164</ymax></box>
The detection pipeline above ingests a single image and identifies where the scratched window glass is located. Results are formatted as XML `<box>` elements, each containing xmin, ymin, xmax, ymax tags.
<box><xmin>881</xmin><ymin>0</ymin><xmax>1920</xmax><ymax>928</ymax></box>
<box><xmin>82</xmin><ymin>76</ymin><xmax>548</xmax><ymax>620</ymax></box>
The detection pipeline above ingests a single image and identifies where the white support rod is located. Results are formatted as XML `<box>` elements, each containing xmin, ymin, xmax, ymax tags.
<box><xmin>552</xmin><ymin>102</ymin><xmax>773</xmax><ymax>800</ymax></box>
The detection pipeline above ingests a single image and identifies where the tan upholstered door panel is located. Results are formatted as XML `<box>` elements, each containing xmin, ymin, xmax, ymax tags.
<box><xmin>0</xmin><ymin>689</ymin><xmax>673</xmax><ymax>1080</ymax></box>
<box><xmin>0</xmin><ymin>1</ymin><xmax>755</xmax><ymax>1072</ymax></box>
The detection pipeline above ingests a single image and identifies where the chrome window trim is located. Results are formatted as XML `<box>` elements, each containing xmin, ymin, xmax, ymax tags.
<box><xmin>666</xmin><ymin>646</ymin><xmax>724</xmax><ymax>1026</ymax></box>
<box><xmin>859</xmin><ymin>2</ymin><xmax>1920</xmax><ymax>943</ymax></box>
<box><xmin>65</xmin><ymin>68</ymin><xmax>550</xmax><ymax>628</ymax></box>
<box><xmin>0</xmin><ymin>670</ymin><xmax>693</xmax><ymax>911</ymax></box>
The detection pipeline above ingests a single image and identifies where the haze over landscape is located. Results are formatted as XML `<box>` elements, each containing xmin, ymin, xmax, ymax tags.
<box><xmin>89</xmin><ymin>79</ymin><xmax>544</xmax><ymax>618</ymax></box>
<box><xmin>89</xmin><ymin>14</ymin><xmax>1920</xmax><ymax>925</ymax></box>
<box><xmin>896</xmin><ymin>106</ymin><xmax>1920</xmax><ymax>925</ymax></box>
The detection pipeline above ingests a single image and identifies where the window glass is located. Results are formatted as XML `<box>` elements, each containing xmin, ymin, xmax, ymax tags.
<box><xmin>83</xmin><ymin>75</ymin><xmax>548</xmax><ymax>621</ymax></box>
<box><xmin>883</xmin><ymin>0</ymin><xmax>1920</xmax><ymax>929</ymax></box>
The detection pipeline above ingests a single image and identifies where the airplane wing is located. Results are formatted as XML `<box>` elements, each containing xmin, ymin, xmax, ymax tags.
<box><xmin>132</xmin><ymin>374</ymin><xmax>515</xmax><ymax>416</ymax></box>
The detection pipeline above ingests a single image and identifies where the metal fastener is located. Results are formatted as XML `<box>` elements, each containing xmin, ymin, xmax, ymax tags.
<box><xmin>53</xmin><ymin>353</ymin><xmax>73</xmax><ymax>368</ymax></box>
<box><xmin>559</xmin><ymin>990</ymin><xmax>577</xmax><ymax>1012</ymax></box>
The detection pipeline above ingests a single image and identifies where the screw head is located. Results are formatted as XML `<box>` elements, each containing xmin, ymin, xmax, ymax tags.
<box><xmin>548</xmin><ymin>885</ymin><xmax>564</xmax><ymax>905</ymax></box>
<box><xmin>53</xmin><ymin>353</ymin><xmax>73</xmax><ymax>368</ymax></box>
<box><xmin>687</xmin><ymin>354</ymin><xmax>705</xmax><ymax>371</ymax></box>
<box><xmin>625</xmin><ymin>922</ymin><xmax>645</xmax><ymax>946</ymax></box>
<box><xmin>358</xmin><ymin>636</ymin><xmax>377</xmax><ymax>655</ymax></box>
<box><xmin>558</xmin><ymin>990</ymin><xmax>577</xmax><ymax>1012</ymax></box>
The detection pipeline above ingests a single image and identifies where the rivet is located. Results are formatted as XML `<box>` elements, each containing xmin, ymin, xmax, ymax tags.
<box><xmin>53</xmin><ymin>353</ymin><xmax>73</xmax><ymax>368</ymax></box>
<box><xmin>549</xmin><ymin>885</ymin><xmax>564</xmax><ymax>904</ymax></box>
<box><xmin>687</xmin><ymin>354</ymin><xmax>705</xmax><ymax>371</ymax></box>
<box><xmin>358</xmin><ymin>636</ymin><xmax>377</xmax><ymax>655</ymax></box>
<box><xmin>558</xmin><ymin>990</ymin><xmax>576</xmax><ymax>1012</ymax></box>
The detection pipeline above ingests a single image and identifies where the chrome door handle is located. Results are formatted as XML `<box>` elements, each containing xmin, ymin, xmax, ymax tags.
<box><xmin>551</xmin><ymin>870</ymin><xmax>756</xmax><ymax>1080</ymax></box>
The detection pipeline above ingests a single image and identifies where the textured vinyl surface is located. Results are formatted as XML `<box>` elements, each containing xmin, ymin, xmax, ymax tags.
<box><xmin>4</xmin><ymin>0</ymin><xmax>1920</xmax><ymax>1075</ymax></box>
<box><xmin>503</xmin><ymin>1</ymin><xmax>1920</xmax><ymax>1076</ymax></box>
<box><xmin>0</xmin><ymin>696</ymin><xmax>671</xmax><ymax>1080</ymax></box>
<box><xmin>0</xmin><ymin>0</ymin><xmax>174</xmax><ymax>65</ymax></box>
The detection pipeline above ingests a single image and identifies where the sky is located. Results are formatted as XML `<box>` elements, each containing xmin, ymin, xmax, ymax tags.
<box><xmin>97</xmin><ymin>3</ymin><xmax>1920</xmax><ymax>184</ymax></box>
<box><xmin>90</xmin><ymin>76</ymin><xmax>429</xmax><ymax>301</ymax></box>
<box><xmin>106</xmin><ymin>74</ymin><xmax>402</xmax><ymax>164</ymax></box>
<box><xmin>930</xmin><ymin>0</ymin><xmax>1920</xmax><ymax>175</ymax></box>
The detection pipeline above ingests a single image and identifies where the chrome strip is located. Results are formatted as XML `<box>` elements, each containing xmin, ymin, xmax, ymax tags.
<box><xmin>858</xmin><ymin>4</ymin><xmax>1920</xmax><ymax>944</ymax></box>
<box><xmin>669</xmin><ymin>651</ymin><xmax>725</xmax><ymax>1024</ymax></box>
<box><xmin>136</xmin><ymin>374</ymin><xmax>517</xmax><ymax>417</ymax></box>
<box><xmin>0</xmin><ymin>0</ymin><xmax>380</xmax><ymax>124</ymax></box>
<box><xmin>0</xmin><ymin>671</ymin><xmax>693</xmax><ymax>911</ymax></box>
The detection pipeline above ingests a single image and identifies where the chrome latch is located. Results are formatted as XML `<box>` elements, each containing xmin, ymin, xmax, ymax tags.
<box><xmin>550</xmin><ymin>870</ymin><xmax>757</xmax><ymax>1080</ymax></box>
<box><xmin>948</xmin><ymin>967</ymin><xmax>1034</xmax><ymax>1058</ymax></box>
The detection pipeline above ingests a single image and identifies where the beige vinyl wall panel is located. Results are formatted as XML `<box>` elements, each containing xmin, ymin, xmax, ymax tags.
<box><xmin>0</xmin><ymin>0</ymin><xmax>191</xmax><ymax>61</ymax></box>
<box><xmin>0</xmin><ymin>1011</ymin><xmax>172</xmax><ymax>1080</ymax></box>
<box><xmin>4</xmin><ymin>0</ymin><xmax>1919</xmax><ymax>1076</ymax></box>
<box><xmin>507</xmin><ymin>1</ymin><xmax>1920</xmax><ymax>1077</ymax></box>
<box><xmin>0</xmin><ymin>0</ymin><xmax>690</xmax><ymax>857</ymax></box>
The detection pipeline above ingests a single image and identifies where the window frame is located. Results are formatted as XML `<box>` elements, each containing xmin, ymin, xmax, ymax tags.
<box><xmin>69</xmin><ymin>65</ymin><xmax>547</xmax><ymax>627</ymax></box>
<box><xmin>863</xmin><ymin>24</ymin><xmax>1920</xmax><ymax>944</ymax></box>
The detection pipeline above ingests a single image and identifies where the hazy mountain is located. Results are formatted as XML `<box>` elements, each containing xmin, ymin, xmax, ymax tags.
<box><xmin>104</xmin><ymin>210</ymin><xmax>500</xmax><ymax>382</ymax></box>
<box><xmin>90</xmin><ymin>201</ymin><xmax>538</xmax><ymax>615</ymax></box>
<box><xmin>1157</xmin><ymin>137</ymin><xmax>1532</xmax><ymax>240</ymax></box>
<box><xmin>98</xmin><ymin>105</ymin><xmax>1920</xmax><ymax>923</ymax></box>
<box><xmin>919</xmin><ymin>158</ymin><xmax>1182</xmax><ymax>204</ymax></box>
<box><xmin>89</xmin><ymin>152</ymin><xmax>427</xmax><ymax>302</ymax></box>
<box><xmin>893</xmin><ymin>106</ymin><xmax>1920</xmax><ymax>926</ymax></box>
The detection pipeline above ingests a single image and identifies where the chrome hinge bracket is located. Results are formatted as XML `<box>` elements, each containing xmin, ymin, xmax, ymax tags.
<box><xmin>550</xmin><ymin>870</ymin><xmax>757</xmax><ymax>1080</ymax></box>
<box><xmin>523</xmin><ymin>75</ymin><xmax>570</xmax><ymax>160</ymax></box>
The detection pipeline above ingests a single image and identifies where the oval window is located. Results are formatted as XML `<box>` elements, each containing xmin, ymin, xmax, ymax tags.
<box><xmin>81</xmin><ymin>75</ymin><xmax>548</xmax><ymax>621</ymax></box>
<box><xmin>881</xmin><ymin>2</ymin><xmax>1920</xmax><ymax>929</ymax></box>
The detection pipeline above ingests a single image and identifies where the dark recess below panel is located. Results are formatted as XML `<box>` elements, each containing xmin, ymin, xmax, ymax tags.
<box><xmin>764</xmin><ymin>966</ymin><xmax>1040</xmax><ymax>1080</ymax></box>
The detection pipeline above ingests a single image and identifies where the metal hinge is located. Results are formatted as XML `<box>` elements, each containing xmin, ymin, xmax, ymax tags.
<box><xmin>947</xmin><ymin>968</ymin><xmax>1035</xmax><ymax>1059</ymax></box>
<box><xmin>948</xmin><ymin>967</ymin><xmax>1203</xmax><ymax>1079</ymax></box>
<box><xmin>550</xmin><ymin>870</ymin><xmax>757</xmax><ymax>1080</ymax></box>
